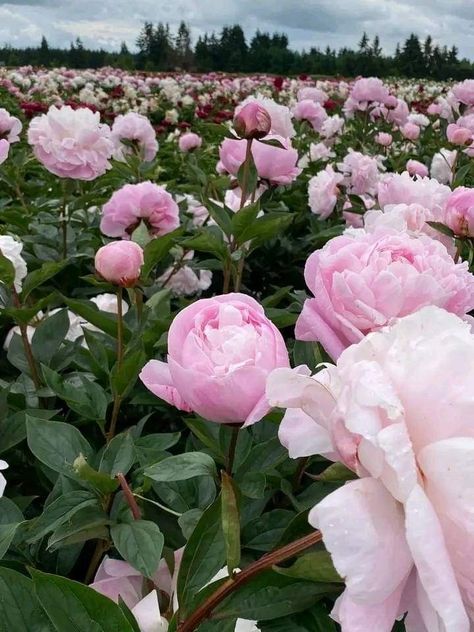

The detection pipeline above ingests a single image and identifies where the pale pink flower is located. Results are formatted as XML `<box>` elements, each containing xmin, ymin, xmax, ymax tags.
<box><xmin>406</xmin><ymin>160</ymin><xmax>428</xmax><ymax>178</ymax></box>
<box><xmin>375</xmin><ymin>132</ymin><xmax>392</xmax><ymax>147</ymax></box>
<box><xmin>308</xmin><ymin>164</ymin><xmax>343</xmax><ymax>218</ymax></box>
<box><xmin>452</xmin><ymin>79</ymin><xmax>474</xmax><ymax>105</ymax></box>
<box><xmin>338</xmin><ymin>150</ymin><xmax>384</xmax><ymax>196</ymax></box>
<box><xmin>233</xmin><ymin>102</ymin><xmax>271</xmax><ymax>140</ymax></box>
<box><xmin>0</xmin><ymin>139</ymin><xmax>8</xmax><ymax>164</ymax></box>
<box><xmin>431</xmin><ymin>148</ymin><xmax>457</xmax><ymax>185</ymax></box>
<box><xmin>377</xmin><ymin>171</ymin><xmax>450</xmax><ymax>213</ymax></box>
<box><xmin>100</xmin><ymin>182</ymin><xmax>180</xmax><ymax>240</ymax></box>
<box><xmin>293</xmin><ymin>99</ymin><xmax>328</xmax><ymax>131</ymax></box>
<box><xmin>218</xmin><ymin>135</ymin><xmax>301</xmax><ymax>186</ymax></box>
<box><xmin>444</xmin><ymin>186</ymin><xmax>474</xmax><ymax>237</ymax></box>
<box><xmin>111</xmin><ymin>112</ymin><xmax>158</xmax><ymax>162</ymax></box>
<box><xmin>140</xmin><ymin>293</ymin><xmax>289</xmax><ymax>425</ymax></box>
<box><xmin>268</xmin><ymin>306</ymin><xmax>474</xmax><ymax>632</ymax></box>
<box><xmin>95</xmin><ymin>240</ymin><xmax>144</xmax><ymax>287</ymax></box>
<box><xmin>27</xmin><ymin>105</ymin><xmax>113</xmax><ymax>180</ymax></box>
<box><xmin>400</xmin><ymin>122</ymin><xmax>420</xmax><ymax>141</ymax></box>
<box><xmin>0</xmin><ymin>108</ymin><xmax>22</xmax><ymax>143</ymax></box>
<box><xmin>234</xmin><ymin>96</ymin><xmax>295</xmax><ymax>138</ymax></box>
<box><xmin>295</xmin><ymin>230</ymin><xmax>474</xmax><ymax>359</ymax></box>
<box><xmin>297</xmin><ymin>86</ymin><xmax>328</xmax><ymax>104</ymax></box>
<box><xmin>178</xmin><ymin>132</ymin><xmax>203</xmax><ymax>152</ymax></box>
<box><xmin>447</xmin><ymin>123</ymin><xmax>473</xmax><ymax>146</ymax></box>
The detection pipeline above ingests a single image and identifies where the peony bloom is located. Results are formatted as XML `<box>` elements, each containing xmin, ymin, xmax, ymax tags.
<box><xmin>0</xmin><ymin>235</ymin><xmax>27</xmax><ymax>293</ymax></box>
<box><xmin>100</xmin><ymin>182</ymin><xmax>180</xmax><ymax>240</ymax></box>
<box><xmin>95</xmin><ymin>240</ymin><xmax>144</xmax><ymax>287</ymax></box>
<box><xmin>377</xmin><ymin>171</ymin><xmax>450</xmax><ymax>213</ymax></box>
<box><xmin>0</xmin><ymin>139</ymin><xmax>9</xmax><ymax>164</ymax></box>
<box><xmin>405</xmin><ymin>159</ymin><xmax>428</xmax><ymax>178</ymax></box>
<box><xmin>178</xmin><ymin>131</ymin><xmax>202</xmax><ymax>152</ymax></box>
<box><xmin>140</xmin><ymin>293</ymin><xmax>289</xmax><ymax>425</ymax></box>
<box><xmin>233</xmin><ymin>102</ymin><xmax>271</xmax><ymax>140</ymax></box>
<box><xmin>218</xmin><ymin>135</ymin><xmax>301</xmax><ymax>186</ymax></box>
<box><xmin>0</xmin><ymin>108</ymin><xmax>22</xmax><ymax>143</ymax></box>
<box><xmin>293</xmin><ymin>100</ymin><xmax>328</xmax><ymax>131</ymax></box>
<box><xmin>27</xmin><ymin>105</ymin><xmax>114</xmax><ymax>180</ymax></box>
<box><xmin>444</xmin><ymin>186</ymin><xmax>474</xmax><ymax>237</ymax></box>
<box><xmin>111</xmin><ymin>112</ymin><xmax>158</xmax><ymax>162</ymax></box>
<box><xmin>309</xmin><ymin>142</ymin><xmax>335</xmax><ymax>162</ymax></box>
<box><xmin>295</xmin><ymin>229</ymin><xmax>474</xmax><ymax>359</ymax></box>
<box><xmin>90</xmin><ymin>556</ymin><xmax>171</xmax><ymax>632</ymax></box>
<box><xmin>308</xmin><ymin>164</ymin><xmax>343</xmax><ymax>219</ymax></box>
<box><xmin>447</xmin><ymin>123</ymin><xmax>473</xmax><ymax>146</ymax></box>
<box><xmin>268</xmin><ymin>306</ymin><xmax>474</xmax><ymax>632</ymax></box>
<box><xmin>452</xmin><ymin>78</ymin><xmax>474</xmax><ymax>106</ymax></box>
<box><xmin>400</xmin><ymin>122</ymin><xmax>420</xmax><ymax>141</ymax></box>
<box><xmin>338</xmin><ymin>150</ymin><xmax>384</xmax><ymax>196</ymax></box>
<box><xmin>320</xmin><ymin>114</ymin><xmax>344</xmax><ymax>139</ymax></box>
<box><xmin>349</xmin><ymin>77</ymin><xmax>390</xmax><ymax>105</ymax></box>
<box><xmin>234</xmin><ymin>95</ymin><xmax>295</xmax><ymax>138</ymax></box>
<box><xmin>297</xmin><ymin>86</ymin><xmax>328</xmax><ymax>104</ymax></box>
<box><xmin>375</xmin><ymin>132</ymin><xmax>392</xmax><ymax>147</ymax></box>
<box><xmin>431</xmin><ymin>148</ymin><xmax>457</xmax><ymax>185</ymax></box>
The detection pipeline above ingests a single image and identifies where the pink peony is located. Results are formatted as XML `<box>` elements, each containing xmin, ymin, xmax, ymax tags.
<box><xmin>27</xmin><ymin>105</ymin><xmax>113</xmax><ymax>180</ymax></box>
<box><xmin>444</xmin><ymin>186</ymin><xmax>474</xmax><ymax>237</ymax></box>
<box><xmin>293</xmin><ymin>100</ymin><xmax>328</xmax><ymax>131</ymax></box>
<box><xmin>100</xmin><ymin>181</ymin><xmax>180</xmax><ymax>240</ymax></box>
<box><xmin>400</xmin><ymin>122</ymin><xmax>420</xmax><ymax>141</ymax></box>
<box><xmin>268</xmin><ymin>306</ymin><xmax>474</xmax><ymax>632</ymax></box>
<box><xmin>178</xmin><ymin>131</ymin><xmax>203</xmax><ymax>152</ymax></box>
<box><xmin>0</xmin><ymin>108</ymin><xmax>22</xmax><ymax>143</ymax></box>
<box><xmin>233</xmin><ymin>102</ymin><xmax>271</xmax><ymax>140</ymax></box>
<box><xmin>218</xmin><ymin>135</ymin><xmax>301</xmax><ymax>186</ymax></box>
<box><xmin>140</xmin><ymin>293</ymin><xmax>289</xmax><ymax>425</ymax></box>
<box><xmin>90</xmin><ymin>556</ymin><xmax>172</xmax><ymax>632</ymax></box>
<box><xmin>295</xmin><ymin>229</ymin><xmax>474</xmax><ymax>359</ymax></box>
<box><xmin>0</xmin><ymin>139</ymin><xmax>9</xmax><ymax>164</ymax></box>
<box><xmin>308</xmin><ymin>164</ymin><xmax>343</xmax><ymax>219</ymax></box>
<box><xmin>338</xmin><ymin>150</ymin><xmax>384</xmax><ymax>196</ymax></box>
<box><xmin>297</xmin><ymin>86</ymin><xmax>328</xmax><ymax>104</ymax></box>
<box><xmin>95</xmin><ymin>240</ymin><xmax>144</xmax><ymax>287</ymax></box>
<box><xmin>405</xmin><ymin>160</ymin><xmax>428</xmax><ymax>178</ymax></box>
<box><xmin>447</xmin><ymin>123</ymin><xmax>473</xmax><ymax>146</ymax></box>
<box><xmin>452</xmin><ymin>79</ymin><xmax>474</xmax><ymax>105</ymax></box>
<box><xmin>349</xmin><ymin>77</ymin><xmax>390</xmax><ymax>105</ymax></box>
<box><xmin>234</xmin><ymin>96</ymin><xmax>295</xmax><ymax>138</ymax></box>
<box><xmin>377</xmin><ymin>171</ymin><xmax>450</xmax><ymax>213</ymax></box>
<box><xmin>111</xmin><ymin>112</ymin><xmax>158</xmax><ymax>162</ymax></box>
<box><xmin>375</xmin><ymin>132</ymin><xmax>392</xmax><ymax>147</ymax></box>
<box><xmin>431</xmin><ymin>148</ymin><xmax>457</xmax><ymax>185</ymax></box>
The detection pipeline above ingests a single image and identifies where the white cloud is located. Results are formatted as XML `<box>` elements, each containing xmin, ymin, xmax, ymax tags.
<box><xmin>0</xmin><ymin>0</ymin><xmax>472</xmax><ymax>59</ymax></box>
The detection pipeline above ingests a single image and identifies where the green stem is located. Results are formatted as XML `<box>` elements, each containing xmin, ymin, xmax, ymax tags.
<box><xmin>117</xmin><ymin>472</ymin><xmax>141</xmax><ymax>520</ymax></box>
<box><xmin>106</xmin><ymin>287</ymin><xmax>124</xmax><ymax>443</ymax></box>
<box><xmin>226</xmin><ymin>426</ymin><xmax>240</xmax><ymax>475</ymax></box>
<box><xmin>61</xmin><ymin>183</ymin><xmax>69</xmax><ymax>260</ymax></box>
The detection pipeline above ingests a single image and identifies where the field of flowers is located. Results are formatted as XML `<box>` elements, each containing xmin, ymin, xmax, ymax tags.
<box><xmin>2</xmin><ymin>66</ymin><xmax>474</xmax><ymax>632</ymax></box>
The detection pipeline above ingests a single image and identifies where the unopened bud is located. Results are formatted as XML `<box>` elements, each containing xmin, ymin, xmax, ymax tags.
<box><xmin>234</xmin><ymin>102</ymin><xmax>271</xmax><ymax>140</ymax></box>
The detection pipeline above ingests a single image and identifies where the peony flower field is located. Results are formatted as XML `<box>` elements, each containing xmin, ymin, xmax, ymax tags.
<box><xmin>2</xmin><ymin>66</ymin><xmax>474</xmax><ymax>632</ymax></box>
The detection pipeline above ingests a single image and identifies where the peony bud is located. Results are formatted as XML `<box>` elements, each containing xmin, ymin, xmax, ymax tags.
<box><xmin>178</xmin><ymin>132</ymin><xmax>202</xmax><ymax>152</ymax></box>
<box><xmin>447</xmin><ymin>123</ymin><xmax>473</xmax><ymax>146</ymax></box>
<box><xmin>375</xmin><ymin>132</ymin><xmax>393</xmax><ymax>147</ymax></box>
<box><xmin>233</xmin><ymin>102</ymin><xmax>271</xmax><ymax>140</ymax></box>
<box><xmin>95</xmin><ymin>240</ymin><xmax>144</xmax><ymax>287</ymax></box>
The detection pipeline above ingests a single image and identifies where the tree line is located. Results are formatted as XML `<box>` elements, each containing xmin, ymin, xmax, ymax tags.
<box><xmin>0</xmin><ymin>22</ymin><xmax>472</xmax><ymax>80</ymax></box>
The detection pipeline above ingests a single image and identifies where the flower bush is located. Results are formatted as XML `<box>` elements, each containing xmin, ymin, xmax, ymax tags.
<box><xmin>2</xmin><ymin>68</ymin><xmax>474</xmax><ymax>632</ymax></box>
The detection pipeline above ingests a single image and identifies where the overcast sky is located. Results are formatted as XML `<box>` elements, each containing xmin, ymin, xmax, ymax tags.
<box><xmin>1</xmin><ymin>0</ymin><xmax>474</xmax><ymax>59</ymax></box>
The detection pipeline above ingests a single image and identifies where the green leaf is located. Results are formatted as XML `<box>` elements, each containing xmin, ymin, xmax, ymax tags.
<box><xmin>181</xmin><ymin>227</ymin><xmax>228</xmax><ymax>261</ymax></box>
<box><xmin>111</xmin><ymin>520</ymin><xmax>164</xmax><ymax>579</ymax></box>
<box><xmin>31</xmin><ymin>568</ymin><xmax>135</xmax><ymax>631</ymax></box>
<box><xmin>31</xmin><ymin>309</ymin><xmax>70</xmax><ymax>365</ymax></box>
<box><xmin>0</xmin><ymin>251</ymin><xmax>15</xmax><ymax>288</ymax></box>
<box><xmin>145</xmin><ymin>452</ymin><xmax>217</xmax><ymax>483</ymax></box>
<box><xmin>47</xmin><ymin>503</ymin><xmax>110</xmax><ymax>550</ymax></box>
<box><xmin>130</xmin><ymin>220</ymin><xmax>152</xmax><ymax>248</ymax></box>
<box><xmin>236</xmin><ymin>149</ymin><xmax>258</xmax><ymax>200</ymax></box>
<box><xmin>213</xmin><ymin>570</ymin><xmax>338</xmax><ymax>621</ymax></box>
<box><xmin>110</xmin><ymin>349</ymin><xmax>146</xmax><ymax>398</ymax></box>
<box><xmin>275</xmin><ymin>550</ymin><xmax>342</xmax><ymax>584</ymax></box>
<box><xmin>315</xmin><ymin>462</ymin><xmax>357</xmax><ymax>483</ymax></box>
<box><xmin>242</xmin><ymin>510</ymin><xmax>294</xmax><ymax>552</ymax></box>
<box><xmin>22</xmin><ymin>260</ymin><xmax>69</xmax><ymax>300</ymax></box>
<box><xmin>142</xmin><ymin>228</ymin><xmax>183</xmax><ymax>278</ymax></box>
<box><xmin>177</xmin><ymin>498</ymin><xmax>226</xmax><ymax>614</ymax></box>
<box><xmin>26</xmin><ymin>416</ymin><xmax>93</xmax><ymax>478</ymax></box>
<box><xmin>259</xmin><ymin>602</ymin><xmax>337</xmax><ymax>631</ymax></box>
<box><xmin>0</xmin><ymin>497</ymin><xmax>24</xmax><ymax>559</ymax></box>
<box><xmin>231</xmin><ymin>201</ymin><xmax>260</xmax><ymax>244</ymax></box>
<box><xmin>205</xmin><ymin>199</ymin><xmax>233</xmax><ymax>237</ymax></box>
<box><xmin>42</xmin><ymin>367</ymin><xmax>109</xmax><ymax>421</ymax></box>
<box><xmin>26</xmin><ymin>491</ymin><xmax>99</xmax><ymax>543</ymax></box>
<box><xmin>221</xmin><ymin>472</ymin><xmax>241</xmax><ymax>574</ymax></box>
<box><xmin>99</xmin><ymin>432</ymin><xmax>135</xmax><ymax>477</ymax></box>
<box><xmin>426</xmin><ymin>220</ymin><xmax>455</xmax><ymax>238</ymax></box>
<box><xmin>239</xmin><ymin>213</ymin><xmax>293</xmax><ymax>245</ymax></box>
<box><xmin>0</xmin><ymin>567</ymin><xmax>54</xmax><ymax>632</ymax></box>
<box><xmin>63</xmin><ymin>297</ymin><xmax>129</xmax><ymax>341</ymax></box>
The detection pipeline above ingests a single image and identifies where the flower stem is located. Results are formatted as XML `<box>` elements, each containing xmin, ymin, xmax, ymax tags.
<box><xmin>117</xmin><ymin>472</ymin><xmax>141</xmax><ymax>520</ymax></box>
<box><xmin>106</xmin><ymin>287</ymin><xmax>124</xmax><ymax>443</ymax></box>
<box><xmin>12</xmin><ymin>289</ymin><xmax>41</xmax><ymax>390</ymax></box>
<box><xmin>177</xmin><ymin>530</ymin><xmax>323</xmax><ymax>632</ymax></box>
<box><xmin>226</xmin><ymin>426</ymin><xmax>240</xmax><ymax>475</ymax></box>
